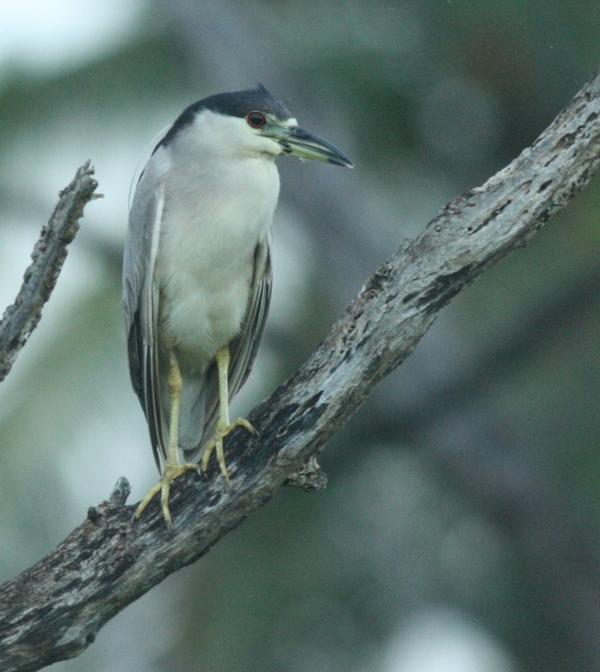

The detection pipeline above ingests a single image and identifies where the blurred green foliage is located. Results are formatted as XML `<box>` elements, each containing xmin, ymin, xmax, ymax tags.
<box><xmin>0</xmin><ymin>2</ymin><xmax>598</xmax><ymax>671</ymax></box>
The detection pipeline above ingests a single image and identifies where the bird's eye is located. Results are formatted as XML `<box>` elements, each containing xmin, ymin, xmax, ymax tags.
<box><xmin>246</xmin><ymin>111</ymin><xmax>267</xmax><ymax>129</ymax></box>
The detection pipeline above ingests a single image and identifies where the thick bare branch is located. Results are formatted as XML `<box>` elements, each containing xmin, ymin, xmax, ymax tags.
<box><xmin>0</xmin><ymin>73</ymin><xmax>599</xmax><ymax>672</ymax></box>
<box><xmin>0</xmin><ymin>163</ymin><xmax>98</xmax><ymax>382</ymax></box>
<box><xmin>370</xmin><ymin>259</ymin><xmax>600</xmax><ymax>435</ymax></box>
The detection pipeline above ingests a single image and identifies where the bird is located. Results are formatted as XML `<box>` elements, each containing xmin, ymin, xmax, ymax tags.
<box><xmin>123</xmin><ymin>85</ymin><xmax>353</xmax><ymax>525</ymax></box>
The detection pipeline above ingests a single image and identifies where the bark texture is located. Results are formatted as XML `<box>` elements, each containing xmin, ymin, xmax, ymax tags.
<box><xmin>0</xmin><ymin>73</ymin><xmax>599</xmax><ymax>672</ymax></box>
<box><xmin>0</xmin><ymin>162</ymin><xmax>99</xmax><ymax>381</ymax></box>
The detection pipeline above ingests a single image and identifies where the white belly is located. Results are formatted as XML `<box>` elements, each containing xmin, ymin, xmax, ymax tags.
<box><xmin>156</xmin><ymin>155</ymin><xmax>279</xmax><ymax>367</ymax></box>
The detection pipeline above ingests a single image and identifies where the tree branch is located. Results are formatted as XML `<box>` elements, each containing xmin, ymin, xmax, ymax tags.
<box><xmin>361</xmin><ymin>259</ymin><xmax>600</xmax><ymax>437</ymax></box>
<box><xmin>0</xmin><ymin>73</ymin><xmax>599</xmax><ymax>672</ymax></box>
<box><xmin>0</xmin><ymin>162</ymin><xmax>99</xmax><ymax>382</ymax></box>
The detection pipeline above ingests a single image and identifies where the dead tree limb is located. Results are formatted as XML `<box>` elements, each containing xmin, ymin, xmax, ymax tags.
<box><xmin>0</xmin><ymin>163</ymin><xmax>99</xmax><ymax>381</ymax></box>
<box><xmin>0</xmin><ymin>73</ymin><xmax>599</xmax><ymax>672</ymax></box>
<box><xmin>377</xmin><ymin>259</ymin><xmax>600</xmax><ymax>435</ymax></box>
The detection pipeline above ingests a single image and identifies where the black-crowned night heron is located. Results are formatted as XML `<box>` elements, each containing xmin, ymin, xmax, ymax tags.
<box><xmin>123</xmin><ymin>85</ymin><xmax>353</xmax><ymax>525</ymax></box>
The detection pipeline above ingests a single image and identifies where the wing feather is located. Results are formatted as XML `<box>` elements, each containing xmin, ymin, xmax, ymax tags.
<box><xmin>183</xmin><ymin>233</ymin><xmax>272</xmax><ymax>460</ymax></box>
<box><xmin>123</xmin><ymin>169</ymin><xmax>167</xmax><ymax>468</ymax></box>
<box><xmin>125</xmin><ymin>154</ymin><xmax>273</xmax><ymax>467</ymax></box>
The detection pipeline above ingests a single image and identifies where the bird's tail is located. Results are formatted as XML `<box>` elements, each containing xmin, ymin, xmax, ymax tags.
<box><xmin>177</xmin><ymin>372</ymin><xmax>208</xmax><ymax>460</ymax></box>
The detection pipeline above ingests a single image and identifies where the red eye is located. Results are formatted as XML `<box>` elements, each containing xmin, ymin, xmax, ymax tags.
<box><xmin>246</xmin><ymin>111</ymin><xmax>267</xmax><ymax>129</ymax></box>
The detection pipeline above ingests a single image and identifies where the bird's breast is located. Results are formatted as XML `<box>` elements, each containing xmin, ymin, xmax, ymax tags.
<box><xmin>156</xmin><ymin>156</ymin><xmax>278</xmax><ymax>362</ymax></box>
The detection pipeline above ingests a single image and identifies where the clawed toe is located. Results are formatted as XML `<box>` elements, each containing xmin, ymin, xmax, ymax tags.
<box><xmin>135</xmin><ymin>462</ymin><xmax>200</xmax><ymax>526</ymax></box>
<box><xmin>200</xmin><ymin>418</ymin><xmax>256</xmax><ymax>480</ymax></box>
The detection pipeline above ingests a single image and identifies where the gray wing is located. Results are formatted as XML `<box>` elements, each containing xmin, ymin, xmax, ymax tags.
<box><xmin>123</xmin><ymin>169</ymin><xmax>167</xmax><ymax>468</ymax></box>
<box><xmin>182</xmin><ymin>232</ymin><xmax>272</xmax><ymax>461</ymax></box>
<box><xmin>228</xmin><ymin>233</ymin><xmax>273</xmax><ymax>399</ymax></box>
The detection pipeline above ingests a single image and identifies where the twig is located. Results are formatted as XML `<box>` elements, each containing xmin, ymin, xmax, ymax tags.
<box><xmin>0</xmin><ymin>162</ymin><xmax>99</xmax><ymax>381</ymax></box>
<box><xmin>0</xmin><ymin>72</ymin><xmax>598</xmax><ymax>672</ymax></box>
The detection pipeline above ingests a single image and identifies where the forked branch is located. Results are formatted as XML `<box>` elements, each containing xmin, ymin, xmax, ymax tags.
<box><xmin>0</xmin><ymin>73</ymin><xmax>599</xmax><ymax>672</ymax></box>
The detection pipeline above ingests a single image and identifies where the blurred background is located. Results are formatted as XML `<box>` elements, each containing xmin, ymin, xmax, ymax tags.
<box><xmin>0</xmin><ymin>1</ymin><xmax>599</xmax><ymax>671</ymax></box>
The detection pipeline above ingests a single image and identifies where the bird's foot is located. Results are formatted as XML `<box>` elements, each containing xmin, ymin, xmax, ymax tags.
<box><xmin>201</xmin><ymin>418</ymin><xmax>257</xmax><ymax>481</ymax></box>
<box><xmin>134</xmin><ymin>462</ymin><xmax>200</xmax><ymax>526</ymax></box>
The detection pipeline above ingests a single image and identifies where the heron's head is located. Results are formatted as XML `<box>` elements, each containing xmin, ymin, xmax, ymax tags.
<box><xmin>155</xmin><ymin>85</ymin><xmax>353</xmax><ymax>168</ymax></box>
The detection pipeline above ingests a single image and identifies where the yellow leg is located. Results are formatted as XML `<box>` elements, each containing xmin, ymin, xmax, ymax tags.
<box><xmin>200</xmin><ymin>346</ymin><xmax>257</xmax><ymax>480</ymax></box>
<box><xmin>135</xmin><ymin>352</ymin><xmax>199</xmax><ymax>526</ymax></box>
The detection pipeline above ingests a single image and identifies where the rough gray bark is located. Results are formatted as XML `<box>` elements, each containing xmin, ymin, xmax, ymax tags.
<box><xmin>381</xmin><ymin>259</ymin><xmax>600</xmax><ymax>433</ymax></box>
<box><xmin>0</xmin><ymin>73</ymin><xmax>599</xmax><ymax>672</ymax></box>
<box><xmin>0</xmin><ymin>163</ymin><xmax>99</xmax><ymax>381</ymax></box>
